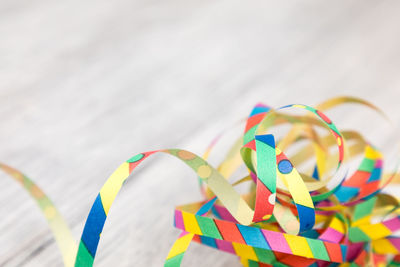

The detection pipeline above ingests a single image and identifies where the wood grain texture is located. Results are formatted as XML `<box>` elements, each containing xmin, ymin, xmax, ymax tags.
<box><xmin>0</xmin><ymin>0</ymin><xmax>400</xmax><ymax>266</ymax></box>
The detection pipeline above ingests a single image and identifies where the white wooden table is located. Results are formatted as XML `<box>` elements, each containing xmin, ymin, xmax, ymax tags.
<box><xmin>1</xmin><ymin>0</ymin><xmax>400</xmax><ymax>266</ymax></box>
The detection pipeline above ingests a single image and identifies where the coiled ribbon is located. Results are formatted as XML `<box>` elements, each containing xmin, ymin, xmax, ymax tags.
<box><xmin>2</xmin><ymin>96</ymin><xmax>400</xmax><ymax>267</ymax></box>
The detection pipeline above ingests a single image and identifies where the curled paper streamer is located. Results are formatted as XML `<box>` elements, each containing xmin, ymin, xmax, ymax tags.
<box><xmin>2</xmin><ymin>96</ymin><xmax>400</xmax><ymax>267</ymax></box>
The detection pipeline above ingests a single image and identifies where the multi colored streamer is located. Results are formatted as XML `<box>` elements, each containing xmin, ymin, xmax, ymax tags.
<box><xmin>2</xmin><ymin>96</ymin><xmax>400</xmax><ymax>266</ymax></box>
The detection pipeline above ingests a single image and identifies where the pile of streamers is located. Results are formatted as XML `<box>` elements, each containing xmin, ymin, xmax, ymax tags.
<box><xmin>3</xmin><ymin>96</ymin><xmax>400</xmax><ymax>267</ymax></box>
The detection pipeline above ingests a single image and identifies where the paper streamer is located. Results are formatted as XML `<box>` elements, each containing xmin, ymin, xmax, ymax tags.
<box><xmin>2</xmin><ymin>96</ymin><xmax>400</xmax><ymax>267</ymax></box>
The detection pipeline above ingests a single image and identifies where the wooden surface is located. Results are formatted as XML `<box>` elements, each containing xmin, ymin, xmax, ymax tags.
<box><xmin>1</xmin><ymin>0</ymin><xmax>400</xmax><ymax>266</ymax></box>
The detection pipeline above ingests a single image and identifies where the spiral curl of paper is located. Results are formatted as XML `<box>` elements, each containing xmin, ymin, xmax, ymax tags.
<box><xmin>2</xmin><ymin>96</ymin><xmax>400</xmax><ymax>267</ymax></box>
